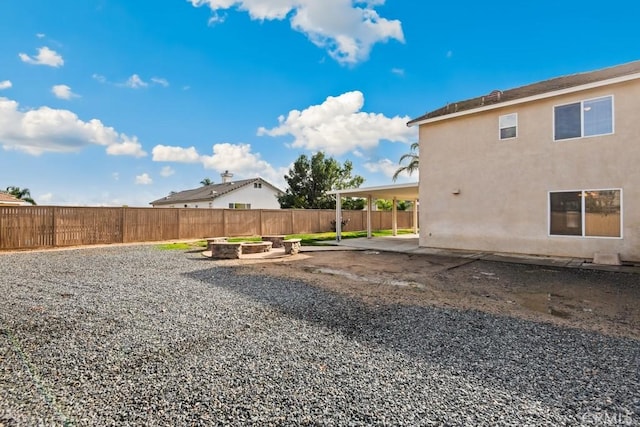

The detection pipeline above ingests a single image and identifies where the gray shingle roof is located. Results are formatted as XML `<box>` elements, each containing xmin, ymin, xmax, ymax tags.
<box><xmin>408</xmin><ymin>60</ymin><xmax>640</xmax><ymax>125</ymax></box>
<box><xmin>149</xmin><ymin>178</ymin><xmax>282</xmax><ymax>206</ymax></box>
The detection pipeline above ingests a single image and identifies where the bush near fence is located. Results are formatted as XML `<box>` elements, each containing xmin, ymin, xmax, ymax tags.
<box><xmin>0</xmin><ymin>207</ymin><xmax>416</xmax><ymax>250</ymax></box>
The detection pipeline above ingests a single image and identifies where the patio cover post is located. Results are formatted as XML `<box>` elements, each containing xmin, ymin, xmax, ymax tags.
<box><xmin>367</xmin><ymin>195</ymin><xmax>372</xmax><ymax>239</ymax></box>
<box><xmin>335</xmin><ymin>192</ymin><xmax>342</xmax><ymax>242</ymax></box>
<box><xmin>392</xmin><ymin>197</ymin><xmax>398</xmax><ymax>236</ymax></box>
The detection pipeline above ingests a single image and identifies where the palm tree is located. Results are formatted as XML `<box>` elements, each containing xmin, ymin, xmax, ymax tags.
<box><xmin>392</xmin><ymin>142</ymin><xmax>419</xmax><ymax>181</ymax></box>
<box><xmin>6</xmin><ymin>186</ymin><xmax>37</xmax><ymax>205</ymax></box>
<box><xmin>200</xmin><ymin>177</ymin><xmax>213</xmax><ymax>186</ymax></box>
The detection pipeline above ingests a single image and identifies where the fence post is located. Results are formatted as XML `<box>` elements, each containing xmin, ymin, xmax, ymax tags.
<box><xmin>223</xmin><ymin>209</ymin><xmax>227</xmax><ymax>237</ymax></box>
<box><xmin>258</xmin><ymin>209</ymin><xmax>263</xmax><ymax>236</ymax></box>
<box><xmin>177</xmin><ymin>208</ymin><xmax>181</xmax><ymax>240</ymax></box>
<box><xmin>120</xmin><ymin>207</ymin><xmax>125</xmax><ymax>243</ymax></box>
<box><xmin>52</xmin><ymin>207</ymin><xmax>58</xmax><ymax>247</ymax></box>
<box><xmin>290</xmin><ymin>209</ymin><xmax>295</xmax><ymax>235</ymax></box>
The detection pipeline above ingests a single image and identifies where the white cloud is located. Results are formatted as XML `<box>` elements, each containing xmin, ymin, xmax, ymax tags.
<box><xmin>391</xmin><ymin>68</ymin><xmax>404</xmax><ymax>76</ymax></box>
<box><xmin>92</xmin><ymin>73</ymin><xmax>107</xmax><ymax>83</ymax></box>
<box><xmin>364</xmin><ymin>157</ymin><xmax>418</xmax><ymax>180</ymax></box>
<box><xmin>151</xmin><ymin>77</ymin><xmax>169</xmax><ymax>87</ymax></box>
<box><xmin>135</xmin><ymin>173</ymin><xmax>153</xmax><ymax>185</ymax></box>
<box><xmin>0</xmin><ymin>97</ymin><xmax>147</xmax><ymax>157</ymax></box>
<box><xmin>0</xmin><ymin>80</ymin><xmax>11</xmax><ymax>90</ymax></box>
<box><xmin>19</xmin><ymin>46</ymin><xmax>64</xmax><ymax>67</ymax></box>
<box><xmin>124</xmin><ymin>74</ymin><xmax>148</xmax><ymax>89</ymax></box>
<box><xmin>38</xmin><ymin>192</ymin><xmax>53</xmax><ymax>204</ymax></box>
<box><xmin>189</xmin><ymin>0</ymin><xmax>404</xmax><ymax>64</ymax></box>
<box><xmin>106</xmin><ymin>136</ymin><xmax>146</xmax><ymax>158</ymax></box>
<box><xmin>151</xmin><ymin>142</ymin><xmax>287</xmax><ymax>188</ymax></box>
<box><xmin>51</xmin><ymin>84</ymin><xmax>79</xmax><ymax>100</ymax></box>
<box><xmin>36</xmin><ymin>33</ymin><xmax>46</xmax><ymax>39</ymax></box>
<box><xmin>112</xmin><ymin>172</ymin><xmax>120</xmax><ymax>181</ymax></box>
<box><xmin>200</xmin><ymin>143</ymin><xmax>273</xmax><ymax>174</ymax></box>
<box><xmin>257</xmin><ymin>90</ymin><xmax>416</xmax><ymax>156</ymax></box>
<box><xmin>160</xmin><ymin>166</ymin><xmax>175</xmax><ymax>177</ymax></box>
<box><xmin>152</xmin><ymin>145</ymin><xmax>201</xmax><ymax>163</ymax></box>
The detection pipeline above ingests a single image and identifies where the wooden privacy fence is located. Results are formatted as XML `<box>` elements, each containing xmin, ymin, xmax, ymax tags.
<box><xmin>0</xmin><ymin>206</ymin><xmax>416</xmax><ymax>250</ymax></box>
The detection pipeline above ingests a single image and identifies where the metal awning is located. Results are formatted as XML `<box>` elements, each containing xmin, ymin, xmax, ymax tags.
<box><xmin>328</xmin><ymin>182</ymin><xmax>419</xmax><ymax>241</ymax></box>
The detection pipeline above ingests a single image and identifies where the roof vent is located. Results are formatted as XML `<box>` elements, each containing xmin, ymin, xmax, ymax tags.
<box><xmin>486</xmin><ymin>90</ymin><xmax>502</xmax><ymax>102</ymax></box>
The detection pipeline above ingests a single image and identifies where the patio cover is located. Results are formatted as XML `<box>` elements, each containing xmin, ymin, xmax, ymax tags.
<box><xmin>328</xmin><ymin>182</ymin><xmax>419</xmax><ymax>241</ymax></box>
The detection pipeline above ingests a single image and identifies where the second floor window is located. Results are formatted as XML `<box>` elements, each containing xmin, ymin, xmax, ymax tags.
<box><xmin>499</xmin><ymin>113</ymin><xmax>518</xmax><ymax>139</ymax></box>
<box><xmin>554</xmin><ymin>95</ymin><xmax>613</xmax><ymax>141</ymax></box>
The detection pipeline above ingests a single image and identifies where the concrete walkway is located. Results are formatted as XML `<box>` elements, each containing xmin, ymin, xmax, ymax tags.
<box><xmin>316</xmin><ymin>234</ymin><xmax>640</xmax><ymax>274</ymax></box>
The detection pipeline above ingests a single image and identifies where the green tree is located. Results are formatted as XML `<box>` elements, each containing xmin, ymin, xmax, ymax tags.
<box><xmin>5</xmin><ymin>186</ymin><xmax>36</xmax><ymax>205</ymax></box>
<box><xmin>375</xmin><ymin>199</ymin><xmax>411</xmax><ymax>211</ymax></box>
<box><xmin>200</xmin><ymin>177</ymin><xmax>213</xmax><ymax>186</ymax></box>
<box><xmin>392</xmin><ymin>142</ymin><xmax>419</xmax><ymax>181</ymax></box>
<box><xmin>278</xmin><ymin>152</ymin><xmax>365</xmax><ymax>209</ymax></box>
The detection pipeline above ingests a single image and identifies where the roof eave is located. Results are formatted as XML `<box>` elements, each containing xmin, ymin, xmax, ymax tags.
<box><xmin>408</xmin><ymin>72</ymin><xmax>640</xmax><ymax>127</ymax></box>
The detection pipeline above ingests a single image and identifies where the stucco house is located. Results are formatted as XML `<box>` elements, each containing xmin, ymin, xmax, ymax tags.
<box><xmin>408</xmin><ymin>60</ymin><xmax>640</xmax><ymax>263</ymax></box>
<box><xmin>150</xmin><ymin>171</ymin><xmax>283</xmax><ymax>209</ymax></box>
<box><xmin>0</xmin><ymin>192</ymin><xmax>30</xmax><ymax>206</ymax></box>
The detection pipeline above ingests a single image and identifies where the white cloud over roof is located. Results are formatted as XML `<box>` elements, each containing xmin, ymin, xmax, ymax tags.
<box><xmin>257</xmin><ymin>90</ymin><xmax>416</xmax><ymax>155</ymax></box>
<box><xmin>0</xmin><ymin>97</ymin><xmax>146</xmax><ymax>157</ymax></box>
<box><xmin>152</xmin><ymin>142</ymin><xmax>287</xmax><ymax>187</ymax></box>
<box><xmin>364</xmin><ymin>158</ymin><xmax>418</xmax><ymax>180</ymax></box>
<box><xmin>135</xmin><ymin>173</ymin><xmax>153</xmax><ymax>185</ymax></box>
<box><xmin>152</xmin><ymin>145</ymin><xmax>201</xmax><ymax>163</ymax></box>
<box><xmin>19</xmin><ymin>46</ymin><xmax>64</xmax><ymax>67</ymax></box>
<box><xmin>189</xmin><ymin>0</ymin><xmax>404</xmax><ymax>64</ymax></box>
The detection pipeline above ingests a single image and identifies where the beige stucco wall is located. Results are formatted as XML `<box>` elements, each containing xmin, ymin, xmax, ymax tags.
<box><xmin>418</xmin><ymin>79</ymin><xmax>640</xmax><ymax>261</ymax></box>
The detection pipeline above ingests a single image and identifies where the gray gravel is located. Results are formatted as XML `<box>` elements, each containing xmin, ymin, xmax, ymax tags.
<box><xmin>0</xmin><ymin>246</ymin><xmax>638</xmax><ymax>426</ymax></box>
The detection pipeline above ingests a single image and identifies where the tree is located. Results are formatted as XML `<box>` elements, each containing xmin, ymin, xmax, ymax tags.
<box><xmin>278</xmin><ymin>152</ymin><xmax>365</xmax><ymax>209</ymax></box>
<box><xmin>5</xmin><ymin>186</ymin><xmax>36</xmax><ymax>205</ymax></box>
<box><xmin>375</xmin><ymin>199</ymin><xmax>411</xmax><ymax>211</ymax></box>
<box><xmin>392</xmin><ymin>142</ymin><xmax>419</xmax><ymax>181</ymax></box>
<box><xmin>200</xmin><ymin>177</ymin><xmax>213</xmax><ymax>186</ymax></box>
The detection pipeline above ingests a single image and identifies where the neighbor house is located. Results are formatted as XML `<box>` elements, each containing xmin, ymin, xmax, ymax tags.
<box><xmin>408</xmin><ymin>60</ymin><xmax>640</xmax><ymax>263</ymax></box>
<box><xmin>0</xmin><ymin>192</ymin><xmax>30</xmax><ymax>206</ymax></box>
<box><xmin>150</xmin><ymin>171</ymin><xmax>283</xmax><ymax>209</ymax></box>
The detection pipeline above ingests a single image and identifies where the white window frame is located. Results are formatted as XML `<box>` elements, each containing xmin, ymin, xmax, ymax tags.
<box><xmin>553</xmin><ymin>95</ymin><xmax>614</xmax><ymax>141</ymax></box>
<box><xmin>498</xmin><ymin>113</ymin><xmax>518</xmax><ymax>140</ymax></box>
<box><xmin>228</xmin><ymin>203</ymin><xmax>251</xmax><ymax>209</ymax></box>
<box><xmin>547</xmin><ymin>188</ymin><xmax>623</xmax><ymax>239</ymax></box>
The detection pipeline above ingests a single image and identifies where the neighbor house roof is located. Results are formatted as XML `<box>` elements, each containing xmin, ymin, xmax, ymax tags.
<box><xmin>408</xmin><ymin>60</ymin><xmax>640</xmax><ymax>126</ymax></box>
<box><xmin>150</xmin><ymin>177</ymin><xmax>283</xmax><ymax>206</ymax></box>
<box><xmin>0</xmin><ymin>192</ymin><xmax>30</xmax><ymax>206</ymax></box>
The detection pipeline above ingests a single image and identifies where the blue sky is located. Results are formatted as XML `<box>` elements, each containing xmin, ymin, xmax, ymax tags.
<box><xmin>1</xmin><ymin>0</ymin><xmax>638</xmax><ymax>206</ymax></box>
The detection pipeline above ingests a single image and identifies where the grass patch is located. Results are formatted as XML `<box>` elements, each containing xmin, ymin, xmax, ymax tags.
<box><xmin>227</xmin><ymin>236</ymin><xmax>263</xmax><ymax>243</ymax></box>
<box><xmin>285</xmin><ymin>229</ymin><xmax>415</xmax><ymax>246</ymax></box>
<box><xmin>156</xmin><ymin>241</ymin><xmax>206</xmax><ymax>250</ymax></box>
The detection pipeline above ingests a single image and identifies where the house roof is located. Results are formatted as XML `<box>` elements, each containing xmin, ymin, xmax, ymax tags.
<box><xmin>408</xmin><ymin>60</ymin><xmax>640</xmax><ymax>126</ymax></box>
<box><xmin>149</xmin><ymin>177</ymin><xmax>283</xmax><ymax>206</ymax></box>
<box><xmin>0</xmin><ymin>191</ymin><xmax>29</xmax><ymax>206</ymax></box>
<box><xmin>328</xmin><ymin>182</ymin><xmax>419</xmax><ymax>201</ymax></box>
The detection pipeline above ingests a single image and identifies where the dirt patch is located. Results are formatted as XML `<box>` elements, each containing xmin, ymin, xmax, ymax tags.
<box><xmin>216</xmin><ymin>249</ymin><xmax>640</xmax><ymax>340</ymax></box>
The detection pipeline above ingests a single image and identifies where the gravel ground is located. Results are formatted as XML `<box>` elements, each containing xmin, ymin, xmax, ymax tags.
<box><xmin>0</xmin><ymin>246</ymin><xmax>638</xmax><ymax>426</ymax></box>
